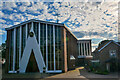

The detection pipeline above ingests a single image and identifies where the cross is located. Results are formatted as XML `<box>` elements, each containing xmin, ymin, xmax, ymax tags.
<box><xmin>56</xmin><ymin>13</ymin><xmax>60</xmax><ymax>23</ymax></box>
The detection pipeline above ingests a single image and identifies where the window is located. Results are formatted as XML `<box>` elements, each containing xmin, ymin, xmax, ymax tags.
<box><xmin>28</xmin><ymin>22</ymin><xmax>31</xmax><ymax>37</ymax></box>
<box><xmin>55</xmin><ymin>26</ymin><xmax>62</xmax><ymax>70</ymax></box>
<box><xmin>15</xmin><ymin>27</ymin><xmax>20</xmax><ymax>71</ymax></box>
<box><xmin>21</xmin><ymin>24</ymin><xmax>26</xmax><ymax>58</ymax></box>
<box><xmin>78</xmin><ymin>41</ymin><xmax>91</xmax><ymax>57</ymax></box>
<box><xmin>109</xmin><ymin>50</ymin><xmax>116</xmax><ymax>57</ymax></box>
<box><xmin>9</xmin><ymin>29</ymin><xmax>14</xmax><ymax>71</ymax></box>
<box><xmin>33</xmin><ymin>22</ymin><xmax>39</xmax><ymax>43</ymax></box>
<box><xmin>40</xmin><ymin>23</ymin><xmax>46</xmax><ymax>65</ymax></box>
<box><xmin>70</xmin><ymin>55</ymin><xmax>75</xmax><ymax>60</ymax></box>
<box><xmin>47</xmin><ymin>24</ymin><xmax>54</xmax><ymax>70</ymax></box>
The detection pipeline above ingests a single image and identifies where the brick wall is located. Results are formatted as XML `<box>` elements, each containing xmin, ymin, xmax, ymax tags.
<box><xmin>98</xmin><ymin>42</ymin><xmax>120</xmax><ymax>71</ymax></box>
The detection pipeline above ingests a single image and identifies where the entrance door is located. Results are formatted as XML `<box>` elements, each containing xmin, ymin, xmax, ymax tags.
<box><xmin>26</xmin><ymin>50</ymin><xmax>39</xmax><ymax>72</ymax></box>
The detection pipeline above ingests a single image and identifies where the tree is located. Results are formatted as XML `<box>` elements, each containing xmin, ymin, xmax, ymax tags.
<box><xmin>0</xmin><ymin>41</ymin><xmax>6</xmax><ymax>59</ymax></box>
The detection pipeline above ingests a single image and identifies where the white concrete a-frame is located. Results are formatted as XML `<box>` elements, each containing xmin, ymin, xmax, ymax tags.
<box><xmin>19</xmin><ymin>24</ymin><xmax>45</xmax><ymax>73</ymax></box>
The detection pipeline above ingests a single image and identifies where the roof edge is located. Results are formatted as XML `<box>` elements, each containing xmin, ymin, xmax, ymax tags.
<box><xmin>5</xmin><ymin>19</ymin><xmax>91</xmax><ymax>42</ymax></box>
<box><xmin>98</xmin><ymin>40</ymin><xmax>120</xmax><ymax>52</ymax></box>
<box><xmin>5</xmin><ymin>19</ymin><xmax>64</xmax><ymax>31</ymax></box>
<box><xmin>64</xmin><ymin>24</ymin><xmax>78</xmax><ymax>40</ymax></box>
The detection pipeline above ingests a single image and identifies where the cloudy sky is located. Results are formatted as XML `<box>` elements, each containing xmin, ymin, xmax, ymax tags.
<box><xmin>0</xmin><ymin>1</ymin><xmax>119</xmax><ymax>51</ymax></box>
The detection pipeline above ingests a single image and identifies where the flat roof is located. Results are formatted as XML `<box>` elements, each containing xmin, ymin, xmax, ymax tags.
<box><xmin>77</xmin><ymin>38</ymin><xmax>91</xmax><ymax>41</ymax></box>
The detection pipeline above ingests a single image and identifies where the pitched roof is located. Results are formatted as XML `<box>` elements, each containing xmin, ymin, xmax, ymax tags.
<box><xmin>92</xmin><ymin>40</ymin><xmax>110</xmax><ymax>53</ymax></box>
<box><xmin>5</xmin><ymin>19</ymin><xmax>80</xmax><ymax>40</ymax></box>
<box><xmin>64</xmin><ymin>24</ymin><xmax>78</xmax><ymax>40</ymax></box>
<box><xmin>97</xmin><ymin>40</ymin><xmax>120</xmax><ymax>52</ymax></box>
<box><xmin>5</xmin><ymin>19</ymin><xmax>64</xmax><ymax>31</ymax></box>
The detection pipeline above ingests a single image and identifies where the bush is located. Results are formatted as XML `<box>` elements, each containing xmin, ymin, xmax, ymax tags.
<box><xmin>95</xmin><ymin>70</ymin><xmax>109</xmax><ymax>75</ymax></box>
<box><xmin>88</xmin><ymin>66</ymin><xmax>93</xmax><ymax>72</ymax></box>
<box><xmin>87</xmin><ymin>64</ymin><xmax>109</xmax><ymax>75</ymax></box>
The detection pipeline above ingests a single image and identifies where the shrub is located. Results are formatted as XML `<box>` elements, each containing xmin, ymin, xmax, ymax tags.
<box><xmin>89</xmin><ymin>66</ymin><xmax>93</xmax><ymax>72</ymax></box>
<box><xmin>95</xmin><ymin>70</ymin><xmax>109</xmax><ymax>75</ymax></box>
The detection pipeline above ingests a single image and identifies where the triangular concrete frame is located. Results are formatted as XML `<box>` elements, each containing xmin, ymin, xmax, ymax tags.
<box><xmin>19</xmin><ymin>25</ymin><xmax>45</xmax><ymax>73</ymax></box>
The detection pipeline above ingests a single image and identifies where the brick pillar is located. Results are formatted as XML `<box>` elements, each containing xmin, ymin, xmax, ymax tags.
<box><xmin>63</xmin><ymin>28</ymin><xmax>67</xmax><ymax>72</ymax></box>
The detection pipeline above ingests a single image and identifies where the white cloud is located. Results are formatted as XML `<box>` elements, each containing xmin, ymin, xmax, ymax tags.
<box><xmin>2</xmin><ymin>2</ymin><xmax>17</xmax><ymax>11</ymax></box>
<box><xmin>0</xmin><ymin>19</ymin><xmax>6</xmax><ymax>23</ymax></box>
<box><xmin>14</xmin><ymin>22</ymin><xmax>20</xmax><ymax>25</ymax></box>
<box><xmin>19</xmin><ymin>6</ymin><xmax>26</xmax><ymax>12</ymax></box>
<box><xmin>0</xmin><ymin>11</ymin><xmax>4</xmax><ymax>17</ymax></box>
<box><xmin>1</xmin><ymin>2</ymin><xmax>118</xmax><ymax>46</ymax></box>
<box><xmin>0</xmin><ymin>29</ymin><xmax>5</xmax><ymax>35</ymax></box>
<box><xmin>0</xmin><ymin>29</ymin><xmax>5</xmax><ymax>33</ymax></box>
<box><xmin>22</xmin><ymin>2</ymin><xmax>31</xmax><ymax>6</ymax></box>
<box><xmin>92</xmin><ymin>43</ymin><xmax>98</xmax><ymax>47</ymax></box>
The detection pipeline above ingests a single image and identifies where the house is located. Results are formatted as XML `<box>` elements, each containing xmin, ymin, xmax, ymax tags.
<box><xmin>92</xmin><ymin>40</ymin><xmax>120</xmax><ymax>72</ymax></box>
<box><xmin>5</xmin><ymin>19</ymin><xmax>92</xmax><ymax>73</ymax></box>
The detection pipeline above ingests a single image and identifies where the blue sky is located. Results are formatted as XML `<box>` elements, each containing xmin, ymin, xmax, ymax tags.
<box><xmin>0</xmin><ymin>2</ymin><xmax>118</xmax><ymax>51</ymax></box>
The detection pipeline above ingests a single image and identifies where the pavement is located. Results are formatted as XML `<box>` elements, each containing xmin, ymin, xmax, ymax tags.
<box><xmin>47</xmin><ymin>67</ymin><xmax>86</xmax><ymax>78</ymax></box>
<box><xmin>0</xmin><ymin>63</ymin><xmax>2</xmax><ymax>80</ymax></box>
<box><xmin>46</xmin><ymin>67</ymin><xmax>119</xmax><ymax>80</ymax></box>
<box><xmin>1</xmin><ymin>67</ymin><xmax>120</xmax><ymax>80</ymax></box>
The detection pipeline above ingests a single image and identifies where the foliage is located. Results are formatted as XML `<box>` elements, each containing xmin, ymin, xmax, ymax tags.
<box><xmin>87</xmin><ymin>62</ymin><xmax>109</xmax><ymax>75</ymax></box>
<box><xmin>88</xmin><ymin>65</ymin><xmax>93</xmax><ymax>72</ymax></box>
<box><xmin>0</xmin><ymin>41</ymin><xmax>6</xmax><ymax>59</ymax></box>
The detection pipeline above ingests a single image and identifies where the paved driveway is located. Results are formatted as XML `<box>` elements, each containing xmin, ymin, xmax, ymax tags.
<box><xmin>46</xmin><ymin>67</ymin><xmax>119</xmax><ymax>80</ymax></box>
<box><xmin>1</xmin><ymin>67</ymin><xmax>120</xmax><ymax>80</ymax></box>
<box><xmin>0</xmin><ymin>63</ymin><xmax>2</xmax><ymax>80</ymax></box>
<box><xmin>47</xmin><ymin>67</ymin><xmax>86</xmax><ymax>78</ymax></box>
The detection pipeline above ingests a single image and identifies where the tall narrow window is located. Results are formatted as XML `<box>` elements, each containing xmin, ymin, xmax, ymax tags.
<box><xmin>21</xmin><ymin>25</ymin><xmax>26</xmax><ymax>58</ymax></box>
<box><xmin>33</xmin><ymin>22</ymin><xmax>39</xmax><ymax>43</ymax></box>
<box><xmin>58</xmin><ymin>26</ymin><xmax>62</xmax><ymax>70</ymax></box>
<box><xmin>40</xmin><ymin>23</ymin><xmax>46</xmax><ymax>65</ymax></box>
<box><xmin>85</xmin><ymin>43</ymin><xmax>87</xmax><ymax>56</ymax></box>
<box><xmin>79</xmin><ymin>43</ymin><xmax>81</xmax><ymax>56</ymax></box>
<box><xmin>47</xmin><ymin>24</ymin><xmax>54</xmax><ymax>70</ymax></box>
<box><xmin>55</xmin><ymin>26</ymin><xmax>62</xmax><ymax>70</ymax></box>
<box><xmin>82</xmin><ymin>43</ymin><xmax>84</xmax><ymax>56</ymax></box>
<box><xmin>87</xmin><ymin>43</ymin><xmax>90</xmax><ymax>55</ymax></box>
<box><xmin>9</xmin><ymin>29</ymin><xmax>14</xmax><ymax>71</ymax></box>
<box><xmin>15</xmin><ymin>27</ymin><xmax>20</xmax><ymax>71</ymax></box>
<box><xmin>28</xmin><ymin>22</ymin><xmax>31</xmax><ymax>37</ymax></box>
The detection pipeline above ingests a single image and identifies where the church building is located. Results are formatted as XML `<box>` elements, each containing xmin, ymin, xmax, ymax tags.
<box><xmin>5</xmin><ymin>19</ymin><xmax>92</xmax><ymax>73</ymax></box>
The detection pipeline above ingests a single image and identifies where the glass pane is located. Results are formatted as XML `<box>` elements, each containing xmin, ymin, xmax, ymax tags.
<box><xmin>15</xmin><ymin>27</ymin><xmax>20</xmax><ymax>71</ymax></box>
<box><xmin>47</xmin><ymin>24</ymin><xmax>54</xmax><ymax>70</ymax></box>
<box><xmin>55</xmin><ymin>26</ymin><xmax>62</xmax><ymax>70</ymax></box>
<box><xmin>82</xmin><ymin>43</ymin><xmax>84</xmax><ymax>55</ymax></box>
<box><xmin>21</xmin><ymin>24</ymin><xmax>26</xmax><ymax>58</ymax></box>
<box><xmin>87</xmin><ymin>43</ymin><xmax>89</xmax><ymax>55</ymax></box>
<box><xmin>28</xmin><ymin>22</ymin><xmax>31</xmax><ymax>37</ymax></box>
<box><xmin>9</xmin><ymin>29</ymin><xmax>14</xmax><ymax>71</ymax></box>
<box><xmin>33</xmin><ymin>22</ymin><xmax>39</xmax><ymax>43</ymax></box>
<box><xmin>40</xmin><ymin>23</ymin><xmax>46</xmax><ymax>65</ymax></box>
